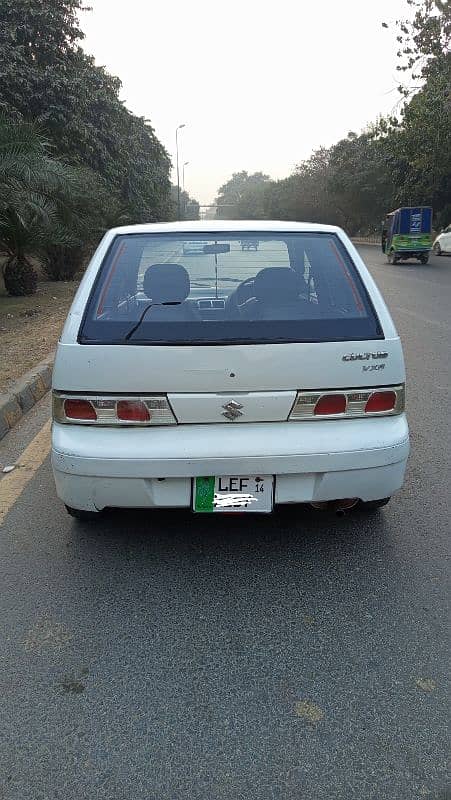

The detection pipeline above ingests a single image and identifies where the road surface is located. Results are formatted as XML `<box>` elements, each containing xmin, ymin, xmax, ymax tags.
<box><xmin>0</xmin><ymin>246</ymin><xmax>449</xmax><ymax>800</ymax></box>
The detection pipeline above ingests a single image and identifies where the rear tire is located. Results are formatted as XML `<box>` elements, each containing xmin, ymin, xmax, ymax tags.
<box><xmin>387</xmin><ymin>250</ymin><xmax>397</xmax><ymax>265</ymax></box>
<box><xmin>433</xmin><ymin>243</ymin><xmax>442</xmax><ymax>256</ymax></box>
<box><xmin>65</xmin><ymin>505</ymin><xmax>101</xmax><ymax>522</ymax></box>
<box><xmin>357</xmin><ymin>497</ymin><xmax>391</xmax><ymax>512</ymax></box>
<box><xmin>419</xmin><ymin>254</ymin><xmax>429</xmax><ymax>264</ymax></box>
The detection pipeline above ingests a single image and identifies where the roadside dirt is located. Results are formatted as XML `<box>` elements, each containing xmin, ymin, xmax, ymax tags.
<box><xmin>0</xmin><ymin>277</ymin><xmax>78</xmax><ymax>392</ymax></box>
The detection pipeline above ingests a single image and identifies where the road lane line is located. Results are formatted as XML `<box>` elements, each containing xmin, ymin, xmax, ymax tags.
<box><xmin>0</xmin><ymin>419</ymin><xmax>51</xmax><ymax>526</ymax></box>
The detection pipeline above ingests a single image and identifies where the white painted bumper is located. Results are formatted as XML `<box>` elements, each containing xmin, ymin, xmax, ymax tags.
<box><xmin>51</xmin><ymin>417</ymin><xmax>409</xmax><ymax>511</ymax></box>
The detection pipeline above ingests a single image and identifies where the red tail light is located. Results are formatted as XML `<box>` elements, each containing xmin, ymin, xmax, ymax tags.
<box><xmin>365</xmin><ymin>391</ymin><xmax>396</xmax><ymax>413</ymax></box>
<box><xmin>290</xmin><ymin>385</ymin><xmax>405</xmax><ymax>420</ymax></box>
<box><xmin>53</xmin><ymin>393</ymin><xmax>176</xmax><ymax>425</ymax></box>
<box><xmin>314</xmin><ymin>394</ymin><xmax>346</xmax><ymax>415</ymax></box>
<box><xmin>64</xmin><ymin>398</ymin><xmax>97</xmax><ymax>421</ymax></box>
<box><xmin>116</xmin><ymin>400</ymin><xmax>150</xmax><ymax>422</ymax></box>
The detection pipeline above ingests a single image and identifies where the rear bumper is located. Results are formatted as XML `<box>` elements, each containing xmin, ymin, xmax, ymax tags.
<box><xmin>394</xmin><ymin>249</ymin><xmax>430</xmax><ymax>256</ymax></box>
<box><xmin>51</xmin><ymin>417</ymin><xmax>410</xmax><ymax>511</ymax></box>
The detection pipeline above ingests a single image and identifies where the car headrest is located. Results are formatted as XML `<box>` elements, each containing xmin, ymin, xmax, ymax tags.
<box><xmin>254</xmin><ymin>268</ymin><xmax>300</xmax><ymax>303</ymax></box>
<box><xmin>143</xmin><ymin>263</ymin><xmax>190</xmax><ymax>303</ymax></box>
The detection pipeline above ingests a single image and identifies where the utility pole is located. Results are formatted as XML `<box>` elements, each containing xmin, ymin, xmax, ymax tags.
<box><xmin>182</xmin><ymin>161</ymin><xmax>189</xmax><ymax>193</ymax></box>
<box><xmin>175</xmin><ymin>123</ymin><xmax>186</xmax><ymax>220</ymax></box>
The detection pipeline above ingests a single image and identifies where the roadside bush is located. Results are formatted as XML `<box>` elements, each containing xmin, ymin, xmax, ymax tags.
<box><xmin>40</xmin><ymin>245</ymin><xmax>87</xmax><ymax>281</ymax></box>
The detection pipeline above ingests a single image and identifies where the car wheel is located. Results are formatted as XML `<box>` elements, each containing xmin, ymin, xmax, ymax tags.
<box><xmin>433</xmin><ymin>243</ymin><xmax>442</xmax><ymax>256</ymax></box>
<box><xmin>387</xmin><ymin>250</ymin><xmax>397</xmax><ymax>264</ymax></box>
<box><xmin>357</xmin><ymin>497</ymin><xmax>391</xmax><ymax>512</ymax></box>
<box><xmin>65</xmin><ymin>504</ymin><xmax>101</xmax><ymax>522</ymax></box>
<box><xmin>419</xmin><ymin>254</ymin><xmax>429</xmax><ymax>264</ymax></box>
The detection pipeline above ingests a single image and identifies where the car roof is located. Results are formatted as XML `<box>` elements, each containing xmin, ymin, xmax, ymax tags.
<box><xmin>107</xmin><ymin>220</ymin><xmax>343</xmax><ymax>236</ymax></box>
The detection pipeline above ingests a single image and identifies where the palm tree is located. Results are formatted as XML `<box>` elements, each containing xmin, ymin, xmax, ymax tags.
<box><xmin>0</xmin><ymin>117</ymin><xmax>83</xmax><ymax>295</ymax></box>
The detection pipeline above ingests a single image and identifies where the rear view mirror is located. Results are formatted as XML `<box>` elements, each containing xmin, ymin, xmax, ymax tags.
<box><xmin>203</xmin><ymin>243</ymin><xmax>230</xmax><ymax>254</ymax></box>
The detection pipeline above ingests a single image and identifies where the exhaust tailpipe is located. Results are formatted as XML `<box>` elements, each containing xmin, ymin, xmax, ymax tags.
<box><xmin>310</xmin><ymin>498</ymin><xmax>359</xmax><ymax>515</ymax></box>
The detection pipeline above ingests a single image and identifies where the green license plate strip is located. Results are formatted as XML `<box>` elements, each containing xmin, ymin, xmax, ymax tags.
<box><xmin>193</xmin><ymin>475</ymin><xmax>273</xmax><ymax>513</ymax></box>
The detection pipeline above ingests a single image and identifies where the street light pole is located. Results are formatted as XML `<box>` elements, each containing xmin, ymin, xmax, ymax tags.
<box><xmin>182</xmin><ymin>161</ymin><xmax>189</xmax><ymax>193</ymax></box>
<box><xmin>175</xmin><ymin>124</ymin><xmax>186</xmax><ymax>221</ymax></box>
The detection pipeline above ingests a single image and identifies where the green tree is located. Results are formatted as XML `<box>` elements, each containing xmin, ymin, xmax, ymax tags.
<box><xmin>386</xmin><ymin>0</ymin><xmax>450</xmax><ymax>96</ymax></box>
<box><xmin>325</xmin><ymin>130</ymin><xmax>398</xmax><ymax>233</ymax></box>
<box><xmin>0</xmin><ymin>0</ymin><xmax>172</xmax><ymax>222</ymax></box>
<box><xmin>381</xmin><ymin>0</ymin><xmax>450</xmax><ymax>224</ymax></box>
<box><xmin>216</xmin><ymin>171</ymin><xmax>271</xmax><ymax>218</ymax></box>
<box><xmin>0</xmin><ymin>117</ymin><xmax>108</xmax><ymax>294</ymax></box>
<box><xmin>380</xmin><ymin>77</ymin><xmax>451</xmax><ymax>219</ymax></box>
<box><xmin>169</xmin><ymin>186</ymin><xmax>200</xmax><ymax>220</ymax></box>
<box><xmin>40</xmin><ymin>168</ymin><xmax>124</xmax><ymax>281</ymax></box>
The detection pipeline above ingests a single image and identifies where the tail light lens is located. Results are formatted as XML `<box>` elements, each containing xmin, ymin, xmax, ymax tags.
<box><xmin>116</xmin><ymin>400</ymin><xmax>150</xmax><ymax>422</ymax></box>
<box><xmin>53</xmin><ymin>393</ymin><xmax>176</xmax><ymax>425</ymax></box>
<box><xmin>314</xmin><ymin>394</ymin><xmax>346</xmax><ymax>415</ymax></box>
<box><xmin>290</xmin><ymin>385</ymin><xmax>405</xmax><ymax>420</ymax></box>
<box><xmin>64</xmin><ymin>398</ymin><xmax>97</xmax><ymax>421</ymax></box>
<box><xmin>365</xmin><ymin>391</ymin><xmax>396</xmax><ymax>413</ymax></box>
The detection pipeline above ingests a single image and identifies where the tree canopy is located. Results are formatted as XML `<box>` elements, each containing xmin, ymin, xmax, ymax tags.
<box><xmin>0</xmin><ymin>0</ymin><xmax>176</xmax><ymax>293</ymax></box>
<box><xmin>0</xmin><ymin>0</ymin><xmax>172</xmax><ymax>221</ymax></box>
<box><xmin>0</xmin><ymin>116</ymin><xmax>113</xmax><ymax>293</ymax></box>
<box><xmin>216</xmin><ymin>172</ymin><xmax>271</xmax><ymax>219</ymax></box>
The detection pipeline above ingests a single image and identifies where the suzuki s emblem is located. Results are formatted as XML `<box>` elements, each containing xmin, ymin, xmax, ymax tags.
<box><xmin>222</xmin><ymin>400</ymin><xmax>243</xmax><ymax>420</ymax></box>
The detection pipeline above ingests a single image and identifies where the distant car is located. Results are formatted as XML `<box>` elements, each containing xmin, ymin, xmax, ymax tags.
<box><xmin>240</xmin><ymin>239</ymin><xmax>259</xmax><ymax>251</ymax></box>
<box><xmin>182</xmin><ymin>240</ymin><xmax>208</xmax><ymax>255</ymax></box>
<box><xmin>432</xmin><ymin>225</ymin><xmax>451</xmax><ymax>255</ymax></box>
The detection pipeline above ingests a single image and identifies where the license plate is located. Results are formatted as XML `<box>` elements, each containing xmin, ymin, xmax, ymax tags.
<box><xmin>193</xmin><ymin>475</ymin><xmax>273</xmax><ymax>513</ymax></box>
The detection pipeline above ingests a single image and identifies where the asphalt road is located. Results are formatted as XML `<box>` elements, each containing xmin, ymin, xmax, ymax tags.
<box><xmin>0</xmin><ymin>245</ymin><xmax>449</xmax><ymax>800</ymax></box>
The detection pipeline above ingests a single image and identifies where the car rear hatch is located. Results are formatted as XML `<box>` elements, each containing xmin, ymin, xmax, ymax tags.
<box><xmin>53</xmin><ymin>337</ymin><xmax>404</xmax><ymax>424</ymax></box>
<box><xmin>54</xmin><ymin>229</ymin><xmax>405</xmax><ymax>424</ymax></box>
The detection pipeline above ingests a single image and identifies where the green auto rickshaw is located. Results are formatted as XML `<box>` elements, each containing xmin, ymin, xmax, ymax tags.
<box><xmin>382</xmin><ymin>206</ymin><xmax>433</xmax><ymax>265</ymax></box>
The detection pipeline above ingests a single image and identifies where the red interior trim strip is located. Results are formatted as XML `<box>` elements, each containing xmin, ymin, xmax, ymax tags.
<box><xmin>328</xmin><ymin>240</ymin><xmax>365</xmax><ymax>315</ymax></box>
<box><xmin>96</xmin><ymin>242</ymin><xmax>126</xmax><ymax>317</ymax></box>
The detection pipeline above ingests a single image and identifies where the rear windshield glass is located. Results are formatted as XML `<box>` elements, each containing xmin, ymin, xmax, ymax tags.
<box><xmin>79</xmin><ymin>232</ymin><xmax>382</xmax><ymax>344</ymax></box>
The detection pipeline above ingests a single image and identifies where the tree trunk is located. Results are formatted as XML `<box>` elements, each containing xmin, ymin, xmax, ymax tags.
<box><xmin>3</xmin><ymin>255</ymin><xmax>38</xmax><ymax>296</ymax></box>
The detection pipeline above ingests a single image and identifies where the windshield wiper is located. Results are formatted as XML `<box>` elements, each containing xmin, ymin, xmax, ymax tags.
<box><xmin>124</xmin><ymin>301</ymin><xmax>181</xmax><ymax>341</ymax></box>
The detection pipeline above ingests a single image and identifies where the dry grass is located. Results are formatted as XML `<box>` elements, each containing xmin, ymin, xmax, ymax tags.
<box><xmin>0</xmin><ymin>275</ymin><xmax>78</xmax><ymax>392</ymax></box>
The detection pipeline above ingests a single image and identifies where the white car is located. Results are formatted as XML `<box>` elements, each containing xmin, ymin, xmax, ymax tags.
<box><xmin>432</xmin><ymin>225</ymin><xmax>451</xmax><ymax>255</ymax></box>
<box><xmin>182</xmin><ymin>240</ymin><xmax>208</xmax><ymax>255</ymax></box>
<box><xmin>51</xmin><ymin>221</ymin><xmax>409</xmax><ymax>521</ymax></box>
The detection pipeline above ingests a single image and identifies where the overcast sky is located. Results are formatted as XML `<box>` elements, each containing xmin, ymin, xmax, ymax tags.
<box><xmin>81</xmin><ymin>0</ymin><xmax>411</xmax><ymax>206</ymax></box>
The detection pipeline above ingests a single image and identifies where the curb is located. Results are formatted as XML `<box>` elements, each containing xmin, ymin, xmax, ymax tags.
<box><xmin>0</xmin><ymin>352</ymin><xmax>54</xmax><ymax>441</ymax></box>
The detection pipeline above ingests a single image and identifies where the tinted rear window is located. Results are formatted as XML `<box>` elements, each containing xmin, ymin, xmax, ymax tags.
<box><xmin>79</xmin><ymin>232</ymin><xmax>382</xmax><ymax>344</ymax></box>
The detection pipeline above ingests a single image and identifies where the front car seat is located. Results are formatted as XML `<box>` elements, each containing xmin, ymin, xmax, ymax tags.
<box><xmin>142</xmin><ymin>263</ymin><xmax>198</xmax><ymax>320</ymax></box>
<box><xmin>241</xmin><ymin>267</ymin><xmax>306</xmax><ymax>319</ymax></box>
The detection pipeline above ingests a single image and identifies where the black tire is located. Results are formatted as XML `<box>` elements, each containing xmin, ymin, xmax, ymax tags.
<box><xmin>387</xmin><ymin>250</ymin><xmax>397</xmax><ymax>265</ymax></box>
<box><xmin>433</xmin><ymin>243</ymin><xmax>442</xmax><ymax>256</ymax></box>
<box><xmin>419</xmin><ymin>254</ymin><xmax>429</xmax><ymax>264</ymax></box>
<box><xmin>65</xmin><ymin>505</ymin><xmax>101</xmax><ymax>522</ymax></box>
<box><xmin>357</xmin><ymin>497</ymin><xmax>391</xmax><ymax>512</ymax></box>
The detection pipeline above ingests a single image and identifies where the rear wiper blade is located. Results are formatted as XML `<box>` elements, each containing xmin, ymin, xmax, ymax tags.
<box><xmin>124</xmin><ymin>301</ymin><xmax>181</xmax><ymax>341</ymax></box>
